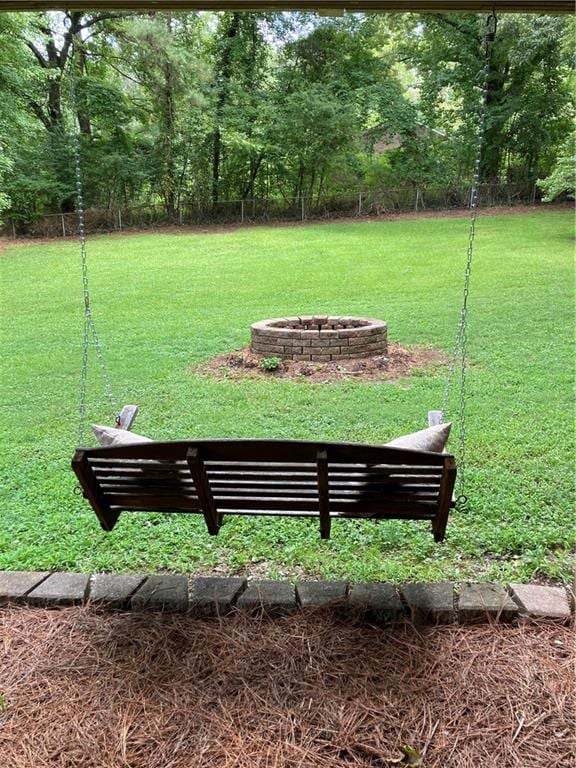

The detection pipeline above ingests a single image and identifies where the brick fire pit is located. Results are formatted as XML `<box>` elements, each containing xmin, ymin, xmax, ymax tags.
<box><xmin>251</xmin><ymin>316</ymin><xmax>387</xmax><ymax>362</ymax></box>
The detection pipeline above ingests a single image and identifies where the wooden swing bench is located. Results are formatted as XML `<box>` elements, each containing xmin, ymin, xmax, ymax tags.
<box><xmin>72</xmin><ymin>439</ymin><xmax>456</xmax><ymax>542</ymax></box>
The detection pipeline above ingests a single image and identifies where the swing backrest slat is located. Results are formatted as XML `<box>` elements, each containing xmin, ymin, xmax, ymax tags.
<box><xmin>73</xmin><ymin>439</ymin><xmax>456</xmax><ymax>542</ymax></box>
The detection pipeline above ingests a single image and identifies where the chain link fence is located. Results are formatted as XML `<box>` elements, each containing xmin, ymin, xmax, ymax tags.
<box><xmin>4</xmin><ymin>182</ymin><xmax>540</xmax><ymax>239</ymax></box>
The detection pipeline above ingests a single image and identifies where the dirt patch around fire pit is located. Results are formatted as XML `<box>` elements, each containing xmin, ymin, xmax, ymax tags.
<box><xmin>193</xmin><ymin>342</ymin><xmax>447</xmax><ymax>383</ymax></box>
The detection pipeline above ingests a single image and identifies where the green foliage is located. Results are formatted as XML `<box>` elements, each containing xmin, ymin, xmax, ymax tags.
<box><xmin>0</xmin><ymin>212</ymin><xmax>573</xmax><ymax>583</ymax></box>
<box><xmin>1</xmin><ymin>10</ymin><xmax>571</xmax><ymax>221</ymax></box>
<box><xmin>259</xmin><ymin>356</ymin><xmax>282</xmax><ymax>372</ymax></box>
<box><xmin>538</xmin><ymin>129</ymin><xmax>575</xmax><ymax>200</ymax></box>
<box><xmin>0</xmin><ymin>151</ymin><xmax>12</xmax><ymax>221</ymax></box>
<box><xmin>399</xmin><ymin>13</ymin><xmax>573</xmax><ymax>184</ymax></box>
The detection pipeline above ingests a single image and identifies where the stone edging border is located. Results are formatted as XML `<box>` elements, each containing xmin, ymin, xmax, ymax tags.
<box><xmin>0</xmin><ymin>571</ymin><xmax>572</xmax><ymax>624</ymax></box>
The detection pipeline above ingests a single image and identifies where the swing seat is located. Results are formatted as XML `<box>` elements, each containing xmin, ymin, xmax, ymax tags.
<box><xmin>72</xmin><ymin>439</ymin><xmax>456</xmax><ymax>542</ymax></box>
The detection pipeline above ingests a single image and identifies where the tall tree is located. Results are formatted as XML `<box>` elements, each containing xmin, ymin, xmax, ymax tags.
<box><xmin>401</xmin><ymin>12</ymin><xmax>572</xmax><ymax>184</ymax></box>
<box><xmin>117</xmin><ymin>11</ymin><xmax>208</xmax><ymax>216</ymax></box>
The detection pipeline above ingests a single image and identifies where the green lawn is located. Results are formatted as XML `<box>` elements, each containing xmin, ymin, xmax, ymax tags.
<box><xmin>1</xmin><ymin>210</ymin><xmax>574</xmax><ymax>583</ymax></box>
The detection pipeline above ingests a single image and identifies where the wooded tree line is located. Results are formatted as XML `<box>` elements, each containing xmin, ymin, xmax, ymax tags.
<box><xmin>0</xmin><ymin>10</ymin><xmax>572</xmax><ymax>222</ymax></box>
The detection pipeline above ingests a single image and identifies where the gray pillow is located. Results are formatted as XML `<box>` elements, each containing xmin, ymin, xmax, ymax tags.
<box><xmin>385</xmin><ymin>422</ymin><xmax>451</xmax><ymax>453</ymax></box>
<box><xmin>91</xmin><ymin>424</ymin><xmax>152</xmax><ymax>447</ymax></box>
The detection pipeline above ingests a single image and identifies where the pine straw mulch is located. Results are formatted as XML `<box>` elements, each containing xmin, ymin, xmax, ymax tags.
<box><xmin>193</xmin><ymin>342</ymin><xmax>446</xmax><ymax>383</ymax></box>
<box><xmin>0</xmin><ymin>606</ymin><xmax>574</xmax><ymax>768</ymax></box>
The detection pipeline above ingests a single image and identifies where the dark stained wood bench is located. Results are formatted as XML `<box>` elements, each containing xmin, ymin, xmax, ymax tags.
<box><xmin>72</xmin><ymin>439</ymin><xmax>456</xmax><ymax>542</ymax></box>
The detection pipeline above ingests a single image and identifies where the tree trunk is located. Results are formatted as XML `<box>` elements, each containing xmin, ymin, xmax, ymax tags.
<box><xmin>212</xmin><ymin>13</ymin><xmax>241</xmax><ymax>206</ymax></box>
<box><xmin>242</xmin><ymin>154</ymin><xmax>263</xmax><ymax>199</ymax></box>
<box><xmin>480</xmin><ymin>56</ymin><xmax>509</xmax><ymax>184</ymax></box>
<box><xmin>75</xmin><ymin>36</ymin><xmax>92</xmax><ymax>136</ymax></box>
<box><xmin>162</xmin><ymin>20</ymin><xmax>176</xmax><ymax>219</ymax></box>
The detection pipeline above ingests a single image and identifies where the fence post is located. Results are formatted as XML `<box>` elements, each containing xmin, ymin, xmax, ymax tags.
<box><xmin>179</xmin><ymin>207</ymin><xmax>183</xmax><ymax>225</ymax></box>
<box><xmin>11</xmin><ymin>217</ymin><xmax>16</xmax><ymax>239</ymax></box>
<box><xmin>414</xmin><ymin>189</ymin><xmax>419</xmax><ymax>212</ymax></box>
<box><xmin>358</xmin><ymin>192</ymin><xmax>362</xmax><ymax>216</ymax></box>
<box><xmin>241</xmin><ymin>199</ymin><xmax>245</xmax><ymax>224</ymax></box>
<box><xmin>118</xmin><ymin>209</ymin><xmax>122</xmax><ymax>230</ymax></box>
<box><xmin>531</xmin><ymin>183</ymin><xmax>537</xmax><ymax>205</ymax></box>
<box><xmin>61</xmin><ymin>214</ymin><xmax>66</xmax><ymax>237</ymax></box>
<box><xmin>301</xmin><ymin>197</ymin><xmax>305</xmax><ymax>222</ymax></box>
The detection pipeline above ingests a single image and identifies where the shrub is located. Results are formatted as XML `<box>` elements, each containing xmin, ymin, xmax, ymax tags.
<box><xmin>259</xmin><ymin>356</ymin><xmax>282</xmax><ymax>372</ymax></box>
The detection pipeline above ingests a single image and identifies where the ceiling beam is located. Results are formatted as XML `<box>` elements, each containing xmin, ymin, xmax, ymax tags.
<box><xmin>0</xmin><ymin>0</ymin><xmax>572</xmax><ymax>12</ymax></box>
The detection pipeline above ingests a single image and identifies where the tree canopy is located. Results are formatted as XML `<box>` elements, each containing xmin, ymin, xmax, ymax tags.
<box><xmin>0</xmin><ymin>10</ymin><xmax>572</xmax><ymax>222</ymax></box>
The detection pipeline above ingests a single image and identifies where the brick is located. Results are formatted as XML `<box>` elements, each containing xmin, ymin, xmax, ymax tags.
<box><xmin>90</xmin><ymin>573</ymin><xmax>146</xmax><ymax>609</ymax></box>
<box><xmin>253</xmin><ymin>343</ymin><xmax>285</xmax><ymax>355</ymax></box>
<box><xmin>296</xmin><ymin>581</ymin><xmax>348</xmax><ymax>608</ymax></box>
<box><xmin>401</xmin><ymin>582</ymin><xmax>456</xmax><ymax>624</ymax></box>
<box><xmin>236</xmin><ymin>580</ymin><xmax>296</xmax><ymax>616</ymax></box>
<box><xmin>190</xmin><ymin>577</ymin><xmax>246</xmax><ymax>616</ymax></box>
<box><xmin>0</xmin><ymin>571</ymin><xmax>50</xmax><ymax>602</ymax></box>
<box><xmin>251</xmin><ymin>327</ymin><xmax>271</xmax><ymax>337</ymax></box>
<box><xmin>250</xmin><ymin>321</ymin><xmax>269</xmax><ymax>332</ymax></box>
<box><xmin>319</xmin><ymin>330</ymin><xmax>339</xmax><ymax>338</ymax></box>
<box><xmin>312</xmin><ymin>315</ymin><xmax>328</xmax><ymax>324</ymax></box>
<box><xmin>349</xmin><ymin>582</ymin><xmax>406</xmax><ymax>623</ymax></box>
<box><xmin>131</xmin><ymin>574</ymin><xmax>189</xmax><ymax>612</ymax></box>
<box><xmin>338</xmin><ymin>328</ymin><xmax>361</xmax><ymax>338</ymax></box>
<box><xmin>310</xmin><ymin>355</ymin><xmax>331</xmax><ymax>362</ymax></box>
<box><xmin>294</xmin><ymin>354</ymin><xmax>312</xmax><ymax>361</ymax></box>
<box><xmin>348</xmin><ymin>335</ymin><xmax>373</xmax><ymax>346</ymax></box>
<box><xmin>458</xmin><ymin>583</ymin><xmax>518</xmax><ymax>623</ymax></box>
<box><xmin>27</xmin><ymin>572</ymin><xmax>89</xmax><ymax>606</ymax></box>
<box><xmin>509</xmin><ymin>583</ymin><xmax>571</xmax><ymax>621</ymax></box>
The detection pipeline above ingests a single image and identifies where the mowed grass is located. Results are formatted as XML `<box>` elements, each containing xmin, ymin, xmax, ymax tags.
<box><xmin>0</xmin><ymin>210</ymin><xmax>574</xmax><ymax>583</ymax></box>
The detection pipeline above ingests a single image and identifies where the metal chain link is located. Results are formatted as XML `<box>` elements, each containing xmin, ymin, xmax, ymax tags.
<box><xmin>441</xmin><ymin>11</ymin><xmax>498</xmax><ymax>510</ymax></box>
<box><xmin>69</xmin><ymin>60</ymin><xmax>119</xmax><ymax>445</ymax></box>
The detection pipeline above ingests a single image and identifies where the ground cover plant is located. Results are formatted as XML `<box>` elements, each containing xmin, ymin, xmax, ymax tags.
<box><xmin>0</xmin><ymin>209</ymin><xmax>574</xmax><ymax>582</ymax></box>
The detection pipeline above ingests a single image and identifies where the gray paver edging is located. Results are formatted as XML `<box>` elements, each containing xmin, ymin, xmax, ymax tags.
<box><xmin>0</xmin><ymin>571</ymin><xmax>572</xmax><ymax>624</ymax></box>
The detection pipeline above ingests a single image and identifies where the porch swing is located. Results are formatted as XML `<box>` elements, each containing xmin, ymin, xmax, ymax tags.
<box><xmin>72</xmin><ymin>10</ymin><xmax>499</xmax><ymax>541</ymax></box>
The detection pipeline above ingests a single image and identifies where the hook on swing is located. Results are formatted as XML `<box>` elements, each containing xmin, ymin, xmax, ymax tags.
<box><xmin>486</xmin><ymin>10</ymin><xmax>498</xmax><ymax>42</ymax></box>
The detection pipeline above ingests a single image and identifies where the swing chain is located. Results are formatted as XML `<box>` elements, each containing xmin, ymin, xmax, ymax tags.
<box><xmin>70</xmin><ymin>59</ymin><xmax>119</xmax><ymax>445</ymax></box>
<box><xmin>442</xmin><ymin>11</ymin><xmax>497</xmax><ymax>511</ymax></box>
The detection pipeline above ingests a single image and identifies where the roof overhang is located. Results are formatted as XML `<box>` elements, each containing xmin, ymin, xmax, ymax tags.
<box><xmin>0</xmin><ymin>0</ymin><xmax>572</xmax><ymax>12</ymax></box>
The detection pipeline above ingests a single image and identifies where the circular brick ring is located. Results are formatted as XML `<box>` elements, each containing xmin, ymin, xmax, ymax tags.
<box><xmin>251</xmin><ymin>316</ymin><xmax>388</xmax><ymax>362</ymax></box>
